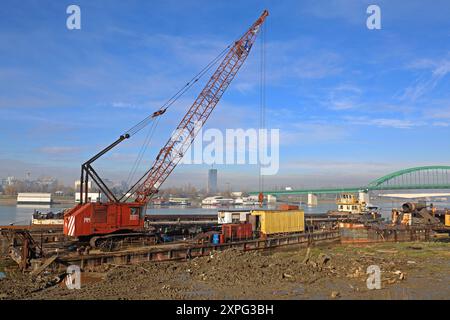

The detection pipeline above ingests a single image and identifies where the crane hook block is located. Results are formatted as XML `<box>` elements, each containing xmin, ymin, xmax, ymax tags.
<box><xmin>152</xmin><ymin>108</ymin><xmax>167</xmax><ymax>118</ymax></box>
<box><xmin>120</xmin><ymin>133</ymin><xmax>130</xmax><ymax>140</ymax></box>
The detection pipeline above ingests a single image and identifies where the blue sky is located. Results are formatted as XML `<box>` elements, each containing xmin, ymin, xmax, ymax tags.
<box><xmin>0</xmin><ymin>0</ymin><xmax>449</xmax><ymax>190</ymax></box>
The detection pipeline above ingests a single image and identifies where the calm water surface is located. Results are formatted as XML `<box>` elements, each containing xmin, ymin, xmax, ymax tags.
<box><xmin>0</xmin><ymin>200</ymin><xmax>448</xmax><ymax>225</ymax></box>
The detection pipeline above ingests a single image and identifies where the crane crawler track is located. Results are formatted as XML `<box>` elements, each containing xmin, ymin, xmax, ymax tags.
<box><xmin>89</xmin><ymin>233</ymin><xmax>159</xmax><ymax>252</ymax></box>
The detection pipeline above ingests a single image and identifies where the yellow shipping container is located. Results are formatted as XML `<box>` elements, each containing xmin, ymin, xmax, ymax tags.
<box><xmin>251</xmin><ymin>210</ymin><xmax>305</xmax><ymax>235</ymax></box>
<box><xmin>445</xmin><ymin>212</ymin><xmax>450</xmax><ymax>227</ymax></box>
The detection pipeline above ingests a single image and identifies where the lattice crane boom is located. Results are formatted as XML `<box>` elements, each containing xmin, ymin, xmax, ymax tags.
<box><xmin>134</xmin><ymin>10</ymin><xmax>269</xmax><ymax>203</ymax></box>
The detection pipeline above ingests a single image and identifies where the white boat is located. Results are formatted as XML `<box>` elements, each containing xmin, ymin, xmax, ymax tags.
<box><xmin>168</xmin><ymin>197</ymin><xmax>191</xmax><ymax>206</ymax></box>
<box><xmin>201</xmin><ymin>196</ymin><xmax>234</xmax><ymax>206</ymax></box>
<box><xmin>202</xmin><ymin>196</ymin><xmax>223</xmax><ymax>205</ymax></box>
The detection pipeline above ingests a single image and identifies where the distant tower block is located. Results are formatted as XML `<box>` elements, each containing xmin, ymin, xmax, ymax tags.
<box><xmin>207</xmin><ymin>169</ymin><xmax>218</xmax><ymax>194</ymax></box>
<box><xmin>267</xmin><ymin>194</ymin><xmax>277</xmax><ymax>203</ymax></box>
<box><xmin>359</xmin><ymin>191</ymin><xmax>369</xmax><ymax>204</ymax></box>
<box><xmin>307</xmin><ymin>193</ymin><xmax>318</xmax><ymax>207</ymax></box>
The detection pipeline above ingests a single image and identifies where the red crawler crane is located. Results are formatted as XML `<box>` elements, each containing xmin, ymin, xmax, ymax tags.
<box><xmin>63</xmin><ymin>10</ymin><xmax>269</xmax><ymax>246</ymax></box>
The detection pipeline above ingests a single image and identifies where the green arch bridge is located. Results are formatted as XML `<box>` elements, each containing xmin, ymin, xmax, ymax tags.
<box><xmin>250</xmin><ymin>165</ymin><xmax>450</xmax><ymax>196</ymax></box>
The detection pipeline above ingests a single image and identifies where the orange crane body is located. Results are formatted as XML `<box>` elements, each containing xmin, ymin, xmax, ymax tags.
<box><xmin>64</xmin><ymin>10</ymin><xmax>268</xmax><ymax>239</ymax></box>
<box><xmin>65</xmin><ymin>202</ymin><xmax>144</xmax><ymax>237</ymax></box>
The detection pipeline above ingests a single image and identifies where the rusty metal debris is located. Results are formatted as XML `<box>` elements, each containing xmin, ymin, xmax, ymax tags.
<box><xmin>0</xmin><ymin>229</ymin><xmax>43</xmax><ymax>271</ymax></box>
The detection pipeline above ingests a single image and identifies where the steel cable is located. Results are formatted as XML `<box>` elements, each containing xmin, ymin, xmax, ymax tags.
<box><xmin>124</xmin><ymin>44</ymin><xmax>232</xmax><ymax>137</ymax></box>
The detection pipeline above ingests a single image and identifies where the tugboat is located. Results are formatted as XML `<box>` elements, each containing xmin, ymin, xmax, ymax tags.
<box><xmin>327</xmin><ymin>193</ymin><xmax>381</xmax><ymax>222</ymax></box>
<box><xmin>31</xmin><ymin>209</ymin><xmax>64</xmax><ymax>225</ymax></box>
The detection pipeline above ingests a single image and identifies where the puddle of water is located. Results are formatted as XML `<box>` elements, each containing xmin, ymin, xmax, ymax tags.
<box><xmin>292</xmin><ymin>286</ymin><xmax>305</xmax><ymax>295</ymax></box>
<box><xmin>272</xmin><ymin>286</ymin><xmax>305</xmax><ymax>298</ymax></box>
<box><xmin>184</xmin><ymin>290</ymin><xmax>215</xmax><ymax>298</ymax></box>
<box><xmin>272</xmin><ymin>290</ymin><xmax>289</xmax><ymax>296</ymax></box>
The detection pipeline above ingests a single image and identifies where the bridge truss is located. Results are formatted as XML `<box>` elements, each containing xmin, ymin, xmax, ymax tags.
<box><xmin>252</xmin><ymin>166</ymin><xmax>450</xmax><ymax>196</ymax></box>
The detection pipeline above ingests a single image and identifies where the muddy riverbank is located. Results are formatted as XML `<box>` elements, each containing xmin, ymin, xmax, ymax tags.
<box><xmin>0</xmin><ymin>240</ymin><xmax>449</xmax><ymax>300</ymax></box>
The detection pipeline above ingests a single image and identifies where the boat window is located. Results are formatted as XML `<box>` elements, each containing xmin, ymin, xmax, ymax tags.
<box><xmin>130</xmin><ymin>207</ymin><xmax>140</xmax><ymax>215</ymax></box>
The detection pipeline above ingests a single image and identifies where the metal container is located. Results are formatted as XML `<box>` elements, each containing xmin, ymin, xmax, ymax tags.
<box><xmin>251</xmin><ymin>209</ymin><xmax>305</xmax><ymax>235</ymax></box>
<box><xmin>248</xmin><ymin>214</ymin><xmax>257</xmax><ymax>231</ymax></box>
<box><xmin>217</xmin><ymin>210</ymin><xmax>250</xmax><ymax>224</ymax></box>
<box><xmin>222</xmin><ymin>223</ymin><xmax>253</xmax><ymax>241</ymax></box>
<box><xmin>277</xmin><ymin>204</ymin><xmax>299</xmax><ymax>211</ymax></box>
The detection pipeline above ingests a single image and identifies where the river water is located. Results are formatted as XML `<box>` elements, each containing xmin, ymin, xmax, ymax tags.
<box><xmin>1</xmin><ymin>200</ymin><xmax>449</xmax><ymax>226</ymax></box>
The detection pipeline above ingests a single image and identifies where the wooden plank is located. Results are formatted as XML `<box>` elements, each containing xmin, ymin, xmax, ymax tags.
<box><xmin>30</xmin><ymin>255</ymin><xmax>58</xmax><ymax>277</ymax></box>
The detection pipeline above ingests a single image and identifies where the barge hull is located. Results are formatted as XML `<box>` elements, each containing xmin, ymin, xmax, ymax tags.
<box><xmin>59</xmin><ymin>231</ymin><xmax>339</xmax><ymax>271</ymax></box>
<box><xmin>339</xmin><ymin>223</ymin><xmax>431</xmax><ymax>244</ymax></box>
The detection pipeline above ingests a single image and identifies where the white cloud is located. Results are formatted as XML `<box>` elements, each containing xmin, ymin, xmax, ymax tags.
<box><xmin>421</xmin><ymin>104</ymin><xmax>450</xmax><ymax>121</ymax></box>
<box><xmin>432</xmin><ymin>121</ymin><xmax>449</xmax><ymax>127</ymax></box>
<box><xmin>328</xmin><ymin>84</ymin><xmax>362</xmax><ymax>110</ymax></box>
<box><xmin>291</xmin><ymin>52</ymin><xmax>342</xmax><ymax>79</ymax></box>
<box><xmin>367</xmin><ymin>118</ymin><xmax>417</xmax><ymax>129</ymax></box>
<box><xmin>401</xmin><ymin>56</ymin><xmax>450</xmax><ymax>101</ymax></box>
<box><xmin>344</xmin><ymin>116</ymin><xmax>419</xmax><ymax>129</ymax></box>
<box><xmin>281</xmin><ymin>122</ymin><xmax>350</xmax><ymax>145</ymax></box>
<box><xmin>38</xmin><ymin>146</ymin><xmax>82</xmax><ymax>155</ymax></box>
<box><xmin>112</xmin><ymin>102</ymin><xmax>139</xmax><ymax>109</ymax></box>
<box><xmin>282</xmin><ymin>160</ymin><xmax>404</xmax><ymax>175</ymax></box>
<box><xmin>303</xmin><ymin>0</ymin><xmax>369</xmax><ymax>25</ymax></box>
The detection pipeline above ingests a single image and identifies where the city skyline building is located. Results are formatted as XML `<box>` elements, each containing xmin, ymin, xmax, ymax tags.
<box><xmin>207</xmin><ymin>168</ymin><xmax>218</xmax><ymax>194</ymax></box>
